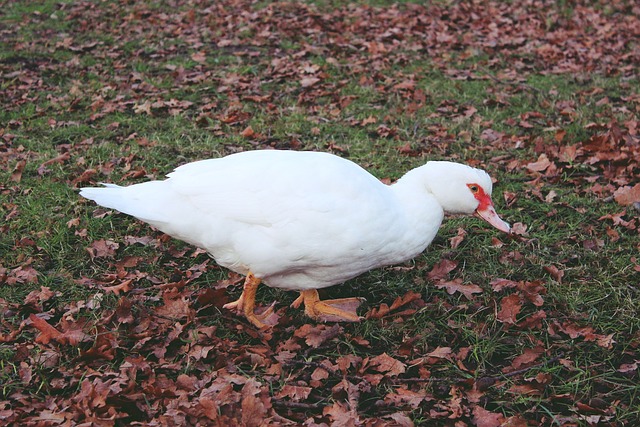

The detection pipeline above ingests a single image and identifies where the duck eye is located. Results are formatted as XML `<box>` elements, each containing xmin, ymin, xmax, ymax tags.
<box><xmin>469</xmin><ymin>185</ymin><xmax>479</xmax><ymax>193</ymax></box>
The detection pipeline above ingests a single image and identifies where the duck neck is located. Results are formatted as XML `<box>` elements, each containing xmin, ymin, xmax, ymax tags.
<box><xmin>388</xmin><ymin>166</ymin><xmax>445</xmax><ymax>255</ymax></box>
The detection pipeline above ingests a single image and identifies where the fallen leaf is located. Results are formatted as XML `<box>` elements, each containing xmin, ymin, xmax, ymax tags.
<box><xmin>618</xmin><ymin>362</ymin><xmax>638</xmax><ymax>373</ymax></box>
<box><xmin>156</xmin><ymin>289</ymin><xmax>193</xmax><ymax>320</ymax></box>
<box><xmin>370</xmin><ymin>353</ymin><xmax>406</xmax><ymax>376</ymax></box>
<box><xmin>241</xmin><ymin>125</ymin><xmax>255</xmax><ymax>138</ymax></box>
<box><xmin>294</xmin><ymin>323</ymin><xmax>343</xmax><ymax>348</ymax></box>
<box><xmin>435</xmin><ymin>279</ymin><xmax>483</xmax><ymax>299</ymax></box>
<box><xmin>300</xmin><ymin>76</ymin><xmax>320</xmax><ymax>88</ymax></box>
<box><xmin>276</xmin><ymin>385</ymin><xmax>312</xmax><ymax>401</ymax></box>
<box><xmin>23</xmin><ymin>287</ymin><xmax>55</xmax><ymax>307</ymax></box>
<box><xmin>324</xmin><ymin>401</ymin><xmax>360</xmax><ymax>426</ymax></box>
<box><xmin>526</xmin><ymin>153</ymin><xmax>551</xmax><ymax>172</ymax></box>
<box><xmin>86</xmin><ymin>239</ymin><xmax>119</xmax><ymax>260</ymax></box>
<box><xmin>426</xmin><ymin>346</ymin><xmax>453</xmax><ymax>361</ymax></box>
<box><xmin>490</xmin><ymin>278</ymin><xmax>519</xmax><ymax>292</ymax></box>
<box><xmin>191</xmin><ymin>51</ymin><xmax>206</xmax><ymax>63</ymax></box>
<box><xmin>449</xmin><ymin>227</ymin><xmax>467</xmax><ymax>249</ymax></box>
<box><xmin>497</xmin><ymin>294</ymin><xmax>522</xmax><ymax>324</ymax></box>
<box><xmin>102</xmin><ymin>279</ymin><xmax>133</xmax><ymax>295</ymax></box>
<box><xmin>510</xmin><ymin>347</ymin><xmax>544</xmax><ymax>370</ymax></box>
<box><xmin>240</xmin><ymin>379</ymin><xmax>268</xmax><ymax>427</ymax></box>
<box><xmin>427</xmin><ymin>259</ymin><xmax>458</xmax><ymax>281</ymax></box>
<box><xmin>613</xmin><ymin>183</ymin><xmax>640</xmax><ymax>206</ymax></box>
<box><xmin>384</xmin><ymin>387</ymin><xmax>429</xmax><ymax>409</ymax></box>
<box><xmin>389</xmin><ymin>290</ymin><xmax>423</xmax><ymax>311</ymax></box>
<box><xmin>544</xmin><ymin>265</ymin><xmax>564</xmax><ymax>283</ymax></box>
<box><xmin>11</xmin><ymin>160</ymin><xmax>26</xmax><ymax>182</ymax></box>
<box><xmin>385</xmin><ymin>412</ymin><xmax>414</xmax><ymax>427</ymax></box>
<box><xmin>29</xmin><ymin>314</ymin><xmax>64</xmax><ymax>345</ymax></box>
<box><xmin>516</xmin><ymin>310</ymin><xmax>547</xmax><ymax>329</ymax></box>
<box><xmin>29</xmin><ymin>315</ymin><xmax>91</xmax><ymax>346</ymax></box>
<box><xmin>471</xmin><ymin>405</ymin><xmax>505</xmax><ymax>427</ymax></box>
<box><xmin>510</xmin><ymin>222</ymin><xmax>528</xmax><ymax>236</ymax></box>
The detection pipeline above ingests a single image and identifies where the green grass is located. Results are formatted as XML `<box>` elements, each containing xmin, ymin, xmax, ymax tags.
<box><xmin>1</xmin><ymin>0</ymin><xmax>639</xmax><ymax>424</ymax></box>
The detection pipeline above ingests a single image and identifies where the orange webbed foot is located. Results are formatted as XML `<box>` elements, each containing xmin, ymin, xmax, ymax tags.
<box><xmin>223</xmin><ymin>273</ymin><xmax>278</xmax><ymax>328</ymax></box>
<box><xmin>293</xmin><ymin>289</ymin><xmax>364</xmax><ymax>323</ymax></box>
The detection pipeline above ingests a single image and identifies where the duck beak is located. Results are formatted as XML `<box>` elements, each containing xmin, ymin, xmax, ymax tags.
<box><xmin>476</xmin><ymin>204</ymin><xmax>511</xmax><ymax>234</ymax></box>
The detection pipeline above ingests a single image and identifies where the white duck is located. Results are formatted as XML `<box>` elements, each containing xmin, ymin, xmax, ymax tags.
<box><xmin>80</xmin><ymin>150</ymin><xmax>510</xmax><ymax>328</ymax></box>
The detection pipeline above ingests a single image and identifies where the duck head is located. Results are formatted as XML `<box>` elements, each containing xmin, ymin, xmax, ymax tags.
<box><xmin>423</xmin><ymin>161</ymin><xmax>511</xmax><ymax>233</ymax></box>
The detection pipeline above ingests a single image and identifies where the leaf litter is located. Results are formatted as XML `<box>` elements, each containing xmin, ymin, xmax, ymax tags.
<box><xmin>1</xmin><ymin>0</ymin><xmax>639</xmax><ymax>425</ymax></box>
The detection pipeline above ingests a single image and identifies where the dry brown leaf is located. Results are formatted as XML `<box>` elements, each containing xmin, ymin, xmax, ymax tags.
<box><xmin>517</xmin><ymin>280</ymin><xmax>546</xmax><ymax>307</ymax></box>
<box><xmin>384</xmin><ymin>387</ymin><xmax>429</xmax><ymax>409</ymax></box>
<box><xmin>449</xmin><ymin>227</ymin><xmax>467</xmax><ymax>249</ymax></box>
<box><xmin>435</xmin><ymin>279</ymin><xmax>483</xmax><ymax>299</ymax></box>
<box><xmin>426</xmin><ymin>346</ymin><xmax>453</xmax><ymax>361</ymax></box>
<box><xmin>367</xmin><ymin>291</ymin><xmax>424</xmax><ymax>319</ymax></box>
<box><xmin>613</xmin><ymin>183</ymin><xmax>640</xmax><ymax>206</ymax></box>
<box><xmin>293</xmin><ymin>323</ymin><xmax>343</xmax><ymax>348</ymax></box>
<box><xmin>490</xmin><ymin>278</ymin><xmax>519</xmax><ymax>292</ymax></box>
<box><xmin>275</xmin><ymin>385</ymin><xmax>312</xmax><ymax>401</ymax></box>
<box><xmin>618</xmin><ymin>362</ymin><xmax>638</xmax><ymax>373</ymax></box>
<box><xmin>29</xmin><ymin>315</ymin><xmax>91</xmax><ymax>346</ymax></box>
<box><xmin>510</xmin><ymin>347</ymin><xmax>544</xmax><ymax>370</ymax></box>
<box><xmin>471</xmin><ymin>405</ymin><xmax>505</xmax><ymax>427</ymax></box>
<box><xmin>516</xmin><ymin>310</ymin><xmax>547</xmax><ymax>330</ymax></box>
<box><xmin>115</xmin><ymin>297</ymin><xmax>134</xmax><ymax>324</ymax></box>
<box><xmin>300</xmin><ymin>76</ymin><xmax>320</xmax><ymax>88</ymax></box>
<box><xmin>324</xmin><ymin>401</ymin><xmax>360</xmax><ymax>426</ymax></box>
<box><xmin>102</xmin><ymin>279</ymin><xmax>133</xmax><ymax>295</ymax></box>
<box><xmin>427</xmin><ymin>259</ymin><xmax>458</xmax><ymax>281</ymax></box>
<box><xmin>241</xmin><ymin>125</ymin><xmax>255</xmax><ymax>138</ymax></box>
<box><xmin>198</xmin><ymin>397</ymin><xmax>219</xmax><ymax>421</ymax></box>
<box><xmin>86</xmin><ymin>239</ymin><xmax>119</xmax><ymax>260</ymax></box>
<box><xmin>544</xmin><ymin>265</ymin><xmax>565</xmax><ymax>283</ymax></box>
<box><xmin>370</xmin><ymin>353</ymin><xmax>406</xmax><ymax>376</ymax></box>
<box><xmin>30</xmin><ymin>314</ymin><xmax>64</xmax><ymax>345</ymax></box>
<box><xmin>497</xmin><ymin>294</ymin><xmax>522</xmax><ymax>324</ymax></box>
<box><xmin>548</xmin><ymin>321</ymin><xmax>615</xmax><ymax>348</ymax></box>
<box><xmin>23</xmin><ymin>287</ymin><xmax>55</xmax><ymax>307</ymax></box>
<box><xmin>11</xmin><ymin>160</ymin><xmax>26</xmax><ymax>182</ymax></box>
<box><xmin>385</xmin><ymin>412</ymin><xmax>414</xmax><ymax>427</ymax></box>
<box><xmin>156</xmin><ymin>290</ymin><xmax>193</xmax><ymax>320</ymax></box>
<box><xmin>6</xmin><ymin>265</ymin><xmax>39</xmax><ymax>285</ymax></box>
<box><xmin>389</xmin><ymin>290</ymin><xmax>423</xmax><ymax>311</ymax></box>
<box><xmin>525</xmin><ymin>153</ymin><xmax>551</xmax><ymax>172</ymax></box>
<box><xmin>240</xmin><ymin>379</ymin><xmax>268</xmax><ymax>427</ymax></box>
<box><xmin>311</xmin><ymin>366</ymin><xmax>330</xmax><ymax>382</ymax></box>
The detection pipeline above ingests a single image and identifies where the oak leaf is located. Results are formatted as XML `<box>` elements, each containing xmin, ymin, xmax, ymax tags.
<box><xmin>510</xmin><ymin>347</ymin><xmax>544</xmax><ymax>370</ymax></box>
<box><xmin>324</xmin><ymin>401</ymin><xmax>360</xmax><ymax>427</ymax></box>
<box><xmin>427</xmin><ymin>259</ymin><xmax>458</xmax><ymax>281</ymax></box>
<box><xmin>276</xmin><ymin>385</ymin><xmax>312</xmax><ymax>401</ymax></box>
<box><xmin>86</xmin><ymin>239</ymin><xmax>119</xmax><ymax>260</ymax></box>
<box><xmin>384</xmin><ymin>387</ymin><xmax>429</xmax><ymax>409</ymax></box>
<box><xmin>300</xmin><ymin>76</ymin><xmax>320</xmax><ymax>88</ymax></box>
<box><xmin>426</xmin><ymin>346</ymin><xmax>453</xmax><ymax>363</ymax></box>
<box><xmin>613</xmin><ymin>183</ymin><xmax>640</xmax><ymax>206</ymax></box>
<box><xmin>102</xmin><ymin>279</ymin><xmax>133</xmax><ymax>295</ymax></box>
<box><xmin>497</xmin><ymin>294</ymin><xmax>522</xmax><ymax>324</ymax></box>
<box><xmin>370</xmin><ymin>353</ymin><xmax>406</xmax><ymax>376</ymax></box>
<box><xmin>449</xmin><ymin>227</ymin><xmax>467</xmax><ymax>249</ymax></box>
<box><xmin>240</xmin><ymin>379</ymin><xmax>269</xmax><ymax>427</ymax></box>
<box><xmin>294</xmin><ymin>323</ymin><xmax>342</xmax><ymax>348</ymax></box>
<box><xmin>30</xmin><ymin>314</ymin><xmax>64</xmax><ymax>345</ymax></box>
<box><xmin>435</xmin><ymin>279</ymin><xmax>483</xmax><ymax>299</ymax></box>
<box><xmin>472</xmin><ymin>405</ymin><xmax>505</xmax><ymax>427</ymax></box>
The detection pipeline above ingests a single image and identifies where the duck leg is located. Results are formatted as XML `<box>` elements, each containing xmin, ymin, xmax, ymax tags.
<box><xmin>222</xmin><ymin>273</ymin><xmax>274</xmax><ymax>328</ymax></box>
<box><xmin>291</xmin><ymin>289</ymin><xmax>363</xmax><ymax>322</ymax></box>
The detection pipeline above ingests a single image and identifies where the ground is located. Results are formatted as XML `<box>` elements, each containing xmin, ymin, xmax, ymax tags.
<box><xmin>1</xmin><ymin>0</ymin><xmax>639</xmax><ymax>425</ymax></box>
